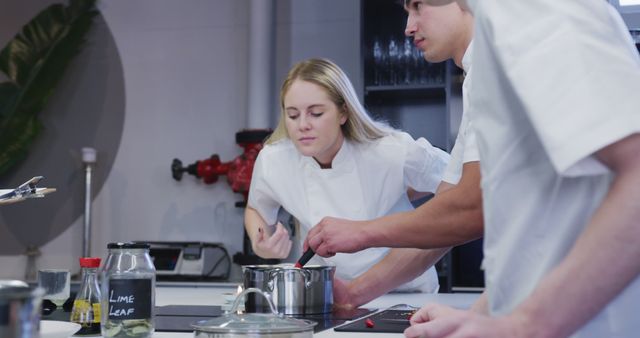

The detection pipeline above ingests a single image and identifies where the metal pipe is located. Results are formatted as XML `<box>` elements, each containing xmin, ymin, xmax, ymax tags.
<box><xmin>247</xmin><ymin>0</ymin><xmax>275</xmax><ymax>129</ymax></box>
<box><xmin>82</xmin><ymin>147</ymin><xmax>97</xmax><ymax>258</ymax></box>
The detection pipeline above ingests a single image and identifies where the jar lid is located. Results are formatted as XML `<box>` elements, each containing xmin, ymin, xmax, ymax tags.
<box><xmin>107</xmin><ymin>242</ymin><xmax>150</xmax><ymax>249</ymax></box>
<box><xmin>192</xmin><ymin>313</ymin><xmax>316</xmax><ymax>334</ymax></box>
<box><xmin>79</xmin><ymin>257</ymin><xmax>101</xmax><ymax>268</ymax></box>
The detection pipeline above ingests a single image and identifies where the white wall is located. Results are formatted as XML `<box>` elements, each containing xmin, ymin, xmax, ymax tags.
<box><xmin>273</xmin><ymin>0</ymin><xmax>362</xmax><ymax>117</ymax></box>
<box><xmin>0</xmin><ymin>0</ymin><xmax>363</xmax><ymax>279</ymax></box>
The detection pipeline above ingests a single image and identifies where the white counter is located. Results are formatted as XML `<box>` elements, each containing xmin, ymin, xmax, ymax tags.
<box><xmin>52</xmin><ymin>283</ymin><xmax>480</xmax><ymax>337</ymax></box>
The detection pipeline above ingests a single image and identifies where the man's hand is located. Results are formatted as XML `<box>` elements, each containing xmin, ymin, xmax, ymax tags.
<box><xmin>252</xmin><ymin>222</ymin><xmax>292</xmax><ymax>259</ymax></box>
<box><xmin>404</xmin><ymin>303</ymin><xmax>528</xmax><ymax>338</ymax></box>
<box><xmin>304</xmin><ymin>217</ymin><xmax>368</xmax><ymax>257</ymax></box>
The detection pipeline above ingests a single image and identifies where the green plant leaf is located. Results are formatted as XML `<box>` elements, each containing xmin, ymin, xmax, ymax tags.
<box><xmin>0</xmin><ymin>0</ymin><xmax>98</xmax><ymax>176</ymax></box>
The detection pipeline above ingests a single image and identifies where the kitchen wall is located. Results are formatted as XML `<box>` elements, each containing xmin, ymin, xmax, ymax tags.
<box><xmin>0</xmin><ymin>0</ymin><xmax>362</xmax><ymax>279</ymax></box>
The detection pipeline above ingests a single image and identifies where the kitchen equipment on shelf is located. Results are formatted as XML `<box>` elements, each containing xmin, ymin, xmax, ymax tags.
<box><xmin>192</xmin><ymin>288</ymin><xmax>316</xmax><ymax>338</ymax></box>
<box><xmin>0</xmin><ymin>280</ymin><xmax>44</xmax><ymax>338</ymax></box>
<box><xmin>101</xmin><ymin>242</ymin><xmax>156</xmax><ymax>338</ymax></box>
<box><xmin>0</xmin><ymin>176</ymin><xmax>56</xmax><ymax>205</ymax></box>
<box><xmin>242</xmin><ymin>264</ymin><xmax>335</xmax><ymax>315</ymax></box>
<box><xmin>139</xmin><ymin>241</ymin><xmax>230</xmax><ymax>280</ymax></box>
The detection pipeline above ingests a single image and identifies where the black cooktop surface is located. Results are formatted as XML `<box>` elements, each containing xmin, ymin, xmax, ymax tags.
<box><xmin>334</xmin><ymin>304</ymin><xmax>417</xmax><ymax>333</ymax></box>
<box><xmin>289</xmin><ymin>307</ymin><xmax>375</xmax><ymax>333</ymax></box>
<box><xmin>156</xmin><ymin>306</ymin><xmax>375</xmax><ymax>333</ymax></box>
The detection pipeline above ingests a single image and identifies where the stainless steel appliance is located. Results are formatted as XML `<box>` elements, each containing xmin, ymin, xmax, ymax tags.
<box><xmin>139</xmin><ymin>242</ymin><xmax>230</xmax><ymax>280</ymax></box>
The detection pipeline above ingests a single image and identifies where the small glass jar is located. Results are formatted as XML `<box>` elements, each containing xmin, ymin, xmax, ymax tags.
<box><xmin>101</xmin><ymin>242</ymin><xmax>155</xmax><ymax>338</ymax></box>
<box><xmin>70</xmin><ymin>257</ymin><xmax>102</xmax><ymax>336</ymax></box>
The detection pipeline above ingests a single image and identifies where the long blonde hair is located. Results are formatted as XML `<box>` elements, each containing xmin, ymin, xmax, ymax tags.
<box><xmin>266</xmin><ymin>58</ymin><xmax>392</xmax><ymax>145</ymax></box>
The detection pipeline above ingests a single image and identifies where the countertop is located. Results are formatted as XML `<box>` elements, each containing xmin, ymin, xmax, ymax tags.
<box><xmin>48</xmin><ymin>282</ymin><xmax>480</xmax><ymax>337</ymax></box>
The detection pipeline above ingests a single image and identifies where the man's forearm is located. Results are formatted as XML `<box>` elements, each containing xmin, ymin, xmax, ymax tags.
<box><xmin>368</xmin><ymin>162</ymin><xmax>483</xmax><ymax>249</ymax></box>
<box><xmin>470</xmin><ymin>291</ymin><xmax>489</xmax><ymax>315</ymax></box>
<box><xmin>348</xmin><ymin>248</ymin><xmax>450</xmax><ymax>307</ymax></box>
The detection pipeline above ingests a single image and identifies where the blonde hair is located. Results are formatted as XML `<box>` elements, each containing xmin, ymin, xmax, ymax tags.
<box><xmin>266</xmin><ymin>58</ymin><xmax>393</xmax><ymax>145</ymax></box>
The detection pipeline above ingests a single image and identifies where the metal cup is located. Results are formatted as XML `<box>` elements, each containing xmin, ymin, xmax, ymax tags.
<box><xmin>0</xmin><ymin>280</ymin><xmax>44</xmax><ymax>338</ymax></box>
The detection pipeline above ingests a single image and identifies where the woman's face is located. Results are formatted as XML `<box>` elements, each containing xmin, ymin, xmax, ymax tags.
<box><xmin>283</xmin><ymin>79</ymin><xmax>347</xmax><ymax>167</ymax></box>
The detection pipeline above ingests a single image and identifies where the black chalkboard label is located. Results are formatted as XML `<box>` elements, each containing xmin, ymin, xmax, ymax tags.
<box><xmin>108</xmin><ymin>279</ymin><xmax>152</xmax><ymax>320</ymax></box>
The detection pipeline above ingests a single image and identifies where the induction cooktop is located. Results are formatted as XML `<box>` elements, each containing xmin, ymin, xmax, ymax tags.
<box><xmin>155</xmin><ymin>305</ymin><xmax>375</xmax><ymax>333</ymax></box>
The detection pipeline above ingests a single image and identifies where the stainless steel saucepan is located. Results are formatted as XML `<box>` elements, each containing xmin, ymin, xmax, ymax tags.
<box><xmin>242</xmin><ymin>264</ymin><xmax>335</xmax><ymax>315</ymax></box>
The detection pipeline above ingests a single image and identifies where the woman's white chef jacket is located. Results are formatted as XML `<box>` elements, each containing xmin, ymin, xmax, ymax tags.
<box><xmin>442</xmin><ymin>40</ymin><xmax>480</xmax><ymax>185</ymax></box>
<box><xmin>470</xmin><ymin>1</ymin><xmax>640</xmax><ymax>337</ymax></box>
<box><xmin>248</xmin><ymin>130</ymin><xmax>449</xmax><ymax>292</ymax></box>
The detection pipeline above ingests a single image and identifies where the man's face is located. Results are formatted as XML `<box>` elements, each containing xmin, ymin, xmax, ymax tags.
<box><xmin>404</xmin><ymin>0</ymin><xmax>466</xmax><ymax>63</ymax></box>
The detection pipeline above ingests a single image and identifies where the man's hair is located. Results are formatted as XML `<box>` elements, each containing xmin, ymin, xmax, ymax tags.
<box><xmin>405</xmin><ymin>0</ymin><xmax>463</xmax><ymax>7</ymax></box>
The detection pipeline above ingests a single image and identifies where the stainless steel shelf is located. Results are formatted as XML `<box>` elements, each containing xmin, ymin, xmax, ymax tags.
<box><xmin>365</xmin><ymin>83</ymin><xmax>446</xmax><ymax>93</ymax></box>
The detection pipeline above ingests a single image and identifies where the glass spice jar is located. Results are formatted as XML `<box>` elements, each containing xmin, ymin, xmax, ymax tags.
<box><xmin>101</xmin><ymin>242</ymin><xmax>155</xmax><ymax>338</ymax></box>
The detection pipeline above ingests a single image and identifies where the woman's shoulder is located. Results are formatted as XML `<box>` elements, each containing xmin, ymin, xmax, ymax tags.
<box><xmin>367</xmin><ymin>130</ymin><xmax>416</xmax><ymax>150</ymax></box>
<box><xmin>257</xmin><ymin>139</ymin><xmax>299</xmax><ymax>165</ymax></box>
<box><xmin>350</xmin><ymin>131</ymin><xmax>414</xmax><ymax>163</ymax></box>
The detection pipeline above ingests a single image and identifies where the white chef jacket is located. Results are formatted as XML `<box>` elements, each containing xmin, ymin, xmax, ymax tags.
<box><xmin>442</xmin><ymin>40</ymin><xmax>480</xmax><ymax>185</ymax></box>
<box><xmin>470</xmin><ymin>1</ymin><xmax>640</xmax><ymax>337</ymax></box>
<box><xmin>248</xmin><ymin>131</ymin><xmax>449</xmax><ymax>292</ymax></box>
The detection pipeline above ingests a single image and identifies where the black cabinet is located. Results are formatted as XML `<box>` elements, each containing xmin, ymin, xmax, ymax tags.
<box><xmin>361</xmin><ymin>0</ymin><xmax>457</xmax><ymax>151</ymax></box>
<box><xmin>361</xmin><ymin>0</ymin><xmax>483</xmax><ymax>293</ymax></box>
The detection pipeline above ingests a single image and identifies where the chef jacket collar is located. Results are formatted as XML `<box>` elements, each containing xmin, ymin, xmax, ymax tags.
<box><xmin>461</xmin><ymin>39</ymin><xmax>474</xmax><ymax>74</ymax></box>
<box><xmin>300</xmin><ymin>137</ymin><xmax>355</xmax><ymax>173</ymax></box>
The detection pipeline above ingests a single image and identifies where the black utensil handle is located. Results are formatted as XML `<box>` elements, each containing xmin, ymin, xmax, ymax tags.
<box><xmin>297</xmin><ymin>248</ymin><xmax>315</xmax><ymax>267</ymax></box>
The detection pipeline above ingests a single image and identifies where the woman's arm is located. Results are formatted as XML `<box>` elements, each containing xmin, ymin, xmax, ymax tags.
<box><xmin>244</xmin><ymin>206</ymin><xmax>292</xmax><ymax>259</ymax></box>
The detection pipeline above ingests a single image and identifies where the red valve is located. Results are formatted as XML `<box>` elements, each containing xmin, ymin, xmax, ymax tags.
<box><xmin>172</xmin><ymin>129</ymin><xmax>272</xmax><ymax>207</ymax></box>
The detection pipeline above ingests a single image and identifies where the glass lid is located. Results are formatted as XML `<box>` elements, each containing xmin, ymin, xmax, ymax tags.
<box><xmin>191</xmin><ymin>288</ymin><xmax>316</xmax><ymax>334</ymax></box>
<box><xmin>192</xmin><ymin>312</ymin><xmax>316</xmax><ymax>334</ymax></box>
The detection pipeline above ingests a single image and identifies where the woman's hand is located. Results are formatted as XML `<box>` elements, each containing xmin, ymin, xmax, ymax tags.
<box><xmin>252</xmin><ymin>222</ymin><xmax>293</xmax><ymax>259</ymax></box>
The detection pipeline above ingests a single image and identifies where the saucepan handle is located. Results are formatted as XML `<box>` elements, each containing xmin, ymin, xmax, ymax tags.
<box><xmin>266</xmin><ymin>268</ymin><xmax>282</xmax><ymax>292</ymax></box>
<box><xmin>230</xmin><ymin>287</ymin><xmax>278</xmax><ymax>314</ymax></box>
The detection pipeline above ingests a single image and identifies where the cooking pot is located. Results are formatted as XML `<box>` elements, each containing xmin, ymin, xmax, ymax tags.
<box><xmin>242</xmin><ymin>264</ymin><xmax>335</xmax><ymax>315</ymax></box>
<box><xmin>192</xmin><ymin>288</ymin><xmax>316</xmax><ymax>338</ymax></box>
<box><xmin>0</xmin><ymin>280</ymin><xmax>44</xmax><ymax>338</ymax></box>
